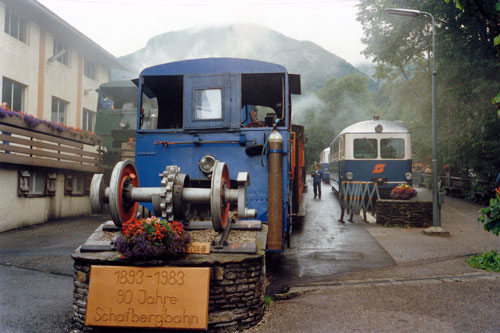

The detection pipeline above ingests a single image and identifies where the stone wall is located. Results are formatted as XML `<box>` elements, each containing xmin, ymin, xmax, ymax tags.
<box><xmin>73</xmin><ymin>256</ymin><xmax>266</xmax><ymax>332</ymax></box>
<box><xmin>376</xmin><ymin>199</ymin><xmax>432</xmax><ymax>228</ymax></box>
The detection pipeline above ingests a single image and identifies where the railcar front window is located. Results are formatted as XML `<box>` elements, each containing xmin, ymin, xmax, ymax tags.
<box><xmin>194</xmin><ymin>89</ymin><xmax>222</xmax><ymax>120</ymax></box>
<box><xmin>353</xmin><ymin>139</ymin><xmax>377</xmax><ymax>159</ymax></box>
<box><xmin>381</xmin><ymin>138</ymin><xmax>405</xmax><ymax>159</ymax></box>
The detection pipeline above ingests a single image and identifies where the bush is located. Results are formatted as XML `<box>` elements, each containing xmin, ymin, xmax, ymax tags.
<box><xmin>467</xmin><ymin>250</ymin><xmax>500</xmax><ymax>272</ymax></box>
<box><xmin>477</xmin><ymin>188</ymin><xmax>500</xmax><ymax>236</ymax></box>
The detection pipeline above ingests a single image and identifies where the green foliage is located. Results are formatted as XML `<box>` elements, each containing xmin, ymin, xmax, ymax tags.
<box><xmin>294</xmin><ymin>73</ymin><xmax>376</xmax><ymax>168</ymax></box>
<box><xmin>492</xmin><ymin>93</ymin><xmax>500</xmax><ymax>104</ymax></box>
<box><xmin>478</xmin><ymin>191</ymin><xmax>500</xmax><ymax>235</ymax></box>
<box><xmin>443</xmin><ymin>0</ymin><xmax>500</xmax><ymax>107</ymax></box>
<box><xmin>355</xmin><ymin>0</ymin><xmax>500</xmax><ymax>178</ymax></box>
<box><xmin>264</xmin><ymin>295</ymin><xmax>273</xmax><ymax>309</ymax></box>
<box><xmin>467</xmin><ymin>250</ymin><xmax>500</xmax><ymax>272</ymax></box>
<box><xmin>494</xmin><ymin>35</ymin><xmax>500</xmax><ymax>46</ymax></box>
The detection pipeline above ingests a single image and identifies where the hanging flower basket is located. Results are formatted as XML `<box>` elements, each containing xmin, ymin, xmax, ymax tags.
<box><xmin>115</xmin><ymin>216</ymin><xmax>191</xmax><ymax>259</ymax></box>
<box><xmin>390</xmin><ymin>184</ymin><xmax>417</xmax><ymax>200</ymax></box>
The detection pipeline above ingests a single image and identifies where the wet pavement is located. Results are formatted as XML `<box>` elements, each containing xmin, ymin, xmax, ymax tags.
<box><xmin>0</xmin><ymin>214</ymin><xmax>107</xmax><ymax>333</ymax></box>
<box><xmin>253</xmin><ymin>184</ymin><xmax>500</xmax><ymax>332</ymax></box>
<box><xmin>1</xmin><ymin>182</ymin><xmax>499</xmax><ymax>332</ymax></box>
<box><xmin>267</xmin><ymin>181</ymin><xmax>395</xmax><ymax>294</ymax></box>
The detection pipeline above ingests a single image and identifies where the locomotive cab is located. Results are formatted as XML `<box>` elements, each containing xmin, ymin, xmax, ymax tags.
<box><xmin>138</xmin><ymin>72</ymin><xmax>292</xmax><ymax>131</ymax></box>
<box><xmin>129</xmin><ymin>58</ymin><xmax>301</xmax><ymax>251</ymax></box>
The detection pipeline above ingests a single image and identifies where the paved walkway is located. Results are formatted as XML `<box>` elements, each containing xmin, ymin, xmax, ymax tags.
<box><xmin>1</xmin><ymin>186</ymin><xmax>499</xmax><ymax>332</ymax></box>
<box><xmin>266</xmin><ymin>182</ymin><xmax>395</xmax><ymax>294</ymax></box>
<box><xmin>252</xmin><ymin>186</ymin><xmax>500</xmax><ymax>332</ymax></box>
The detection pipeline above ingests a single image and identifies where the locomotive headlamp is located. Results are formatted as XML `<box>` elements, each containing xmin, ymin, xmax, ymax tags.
<box><xmin>199</xmin><ymin>154</ymin><xmax>216</xmax><ymax>174</ymax></box>
<box><xmin>346</xmin><ymin>172</ymin><xmax>354</xmax><ymax>180</ymax></box>
<box><xmin>119</xmin><ymin>119</ymin><xmax>128</xmax><ymax>129</ymax></box>
<box><xmin>405</xmin><ymin>172</ymin><xmax>413</xmax><ymax>180</ymax></box>
<box><xmin>375</xmin><ymin>124</ymin><xmax>383</xmax><ymax>133</ymax></box>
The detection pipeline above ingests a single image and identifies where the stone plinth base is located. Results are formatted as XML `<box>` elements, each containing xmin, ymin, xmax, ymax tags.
<box><xmin>72</xmin><ymin>223</ymin><xmax>268</xmax><ymax>332</ymax></box>
<box><xmin>376</xmin><ymin>199</ymin><xmax>432</xmax><ymax>228</ymax></box>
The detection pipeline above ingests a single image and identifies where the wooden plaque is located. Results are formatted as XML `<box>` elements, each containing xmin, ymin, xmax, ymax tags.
<box><xmin>183</xmin><ymin>242</ymin><xmax>211</xmax><ymax>254</ymax></box>
<box><xmin>85</xmin><ymin>266</ymin><xmax>210</xmax><ymax>329</ymax></box>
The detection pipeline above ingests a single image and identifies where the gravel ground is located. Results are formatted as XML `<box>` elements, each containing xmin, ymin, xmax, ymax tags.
<box><xmin>97</xmin><ymin>225</ymin><xmax>257</xmax><ymax>244</ymax></box>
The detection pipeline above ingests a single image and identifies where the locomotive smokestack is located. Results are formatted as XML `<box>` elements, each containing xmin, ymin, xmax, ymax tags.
<box><xmin>267</xmin><ymin>125</ymin><xmax>283</xmax><ymax>250</ymax></box>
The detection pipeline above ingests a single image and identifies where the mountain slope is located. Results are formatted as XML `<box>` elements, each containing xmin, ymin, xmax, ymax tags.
<box><xmin>118</xmin><ymin>24</ymin><xmax>369</xmax><ymax>93</ymax></box>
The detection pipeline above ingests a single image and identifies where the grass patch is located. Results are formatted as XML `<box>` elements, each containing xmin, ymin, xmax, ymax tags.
<box><xmin>264</xmin><ymin>295</ymin><xmax>273</xmax><ymax>309</ymax></box>
<box><xmin>467</xmin><ymin>250</ymin><xmax>500</xmax><ymax>272</ymax></box>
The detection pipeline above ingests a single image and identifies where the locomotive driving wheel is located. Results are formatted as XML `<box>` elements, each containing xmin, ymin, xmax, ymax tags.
<box><xmin>109</xmin><ymin>160</ymin><xmax>139</xmax><ymax>227</ymax></box>
<box><xmin>90</xmin><ymin>173</ymin><xmax>105</xmax><ymax>213</ymax></box>
<box><xmin>210</xmin><ymin>160</ymin><xmax>231</xmax><ymax>232</ymax></box>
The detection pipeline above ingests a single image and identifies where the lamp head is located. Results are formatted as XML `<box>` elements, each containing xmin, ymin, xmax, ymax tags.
<box><xmin>384</xmin><ymin>8</ymin><xmax>421</xmax><ymax>17</ymax></box>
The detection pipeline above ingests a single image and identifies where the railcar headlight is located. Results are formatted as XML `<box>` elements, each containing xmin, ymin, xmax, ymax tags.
<box><xmin>199</xmin><ymin>155</ymin><xmax>216</xmax><ymax>174</ymax></box>
<box><xmin>119</xmin><ymin>119</ymin><xmax>128</xmax><ymax>129</ymax></box>
<box><xmin>346</xmin><ymin>172</ymin><xmax>354</xmax><ymax>180</ymax></box>
<box><xmin>405</xmin><ymin>172</ymin><xmax>413</xmax><ymax>180</ymax></box>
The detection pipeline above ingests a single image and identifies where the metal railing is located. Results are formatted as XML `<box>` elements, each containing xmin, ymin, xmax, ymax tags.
<box><xmin>338</xmin><ymin>181</ymin><xmax>380</xmax><ymax>223</ymax></box>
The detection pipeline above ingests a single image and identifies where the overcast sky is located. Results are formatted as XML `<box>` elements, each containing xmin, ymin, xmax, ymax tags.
<box><xmin>37</xmin><ymin>0</ymin><xmax>369</xmax><ymax>65</ymax></box>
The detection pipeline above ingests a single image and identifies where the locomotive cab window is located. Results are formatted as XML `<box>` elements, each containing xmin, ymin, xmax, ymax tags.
<box><xmin>184</xmin><ymin>75</ymin><xmax>231</xmax><ymax>129</ymax></box>
<box><xmin>194</xmin><ymin>89</ymin><xmax>222</xmax><ymax>120</ymax></box>
<box><xmin>353</xmin><ymin>138</ymin><xmax>377</xmax><ymax>159</ymax></box>
<box><xmin>241</xmin><ymin>73</ymin><xmax>284</xmax><ymax>127</ymax></box>
<box><xmin>140</xmin><ymin>75</ymin><xmax>183</xmax><ymax>129</ymax></box>
<box><xmin>380</xmin><ymin>138</ymin><xmax>405</xmax><ymax>159</ymax></box>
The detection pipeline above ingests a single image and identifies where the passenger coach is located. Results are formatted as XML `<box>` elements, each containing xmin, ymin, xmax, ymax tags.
<box><xmin>319</xmin><ymin>147</ymin><xmax>330</xmax><ymax>182</ymax></box>
<box><xmin>329</xmin><ymin>118</ymin><xmax>412</xmax><ymax>198</ymax></box>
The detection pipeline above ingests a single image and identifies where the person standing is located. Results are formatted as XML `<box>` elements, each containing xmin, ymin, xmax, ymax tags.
<box><xmin>311</xmin><ymin>164</ymin><xmax>323</xmax><ymax>199</ymax></box>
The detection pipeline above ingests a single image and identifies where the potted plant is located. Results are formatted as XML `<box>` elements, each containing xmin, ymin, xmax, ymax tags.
<box><xmin>390</xmin><ymin>184</ymin><xmax>417</xmax><ymax>200</ymax></box>
<box><xmin>115</xmin><ymin>216</ymin><xmax>191</xmax><ymax>259</ymax></box>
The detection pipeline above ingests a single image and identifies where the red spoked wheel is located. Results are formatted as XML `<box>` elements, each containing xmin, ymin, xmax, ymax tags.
<box><xmin>109</xmin><ymin>160</ymin><xmax>139</xmax><ymax>227</ymax></box>
<box><xmin>210</xmin><ymin>161</ymin><xmax>230</xmax><ymax>232</ymax></box>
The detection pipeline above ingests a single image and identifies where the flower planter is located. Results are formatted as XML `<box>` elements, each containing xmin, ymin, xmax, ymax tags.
<box><xmin>390</xmin><ymin>184</ymin><xmax>417</xmax><ymax>200</ymax></box>
<box><xmin>0</xmin><ymin>110</ymin><xmax>102</xmax><ymax>146</ymax></box>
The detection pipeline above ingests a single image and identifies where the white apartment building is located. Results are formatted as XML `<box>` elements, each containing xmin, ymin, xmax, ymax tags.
<box><xmin>0</xmin><ymin>0</ymin><xmax>127</xmax><ymax>232</ymax></box>
<box><xmin>0</xmin><ymin>0</ymin><xmax>126</xmax><ymax>132</ymax></box>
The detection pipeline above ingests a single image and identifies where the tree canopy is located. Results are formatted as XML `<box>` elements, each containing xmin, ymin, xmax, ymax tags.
<box><xmin>295</xmin><ymin>0</ymin><xmax>500</xmax><ymax>180</ymax></box>
<box><xmin>355</xmin><ymin>0</ymin><xmax>500</xmax><ymax>178</ymax></box>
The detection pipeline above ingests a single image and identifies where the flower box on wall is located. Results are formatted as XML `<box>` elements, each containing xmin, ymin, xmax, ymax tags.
<box><xmin>0</xmin><ymin>109</ymin><xmax>102</xmax><ymax>146</ymax></box>
<box><xmin>0</xmin><ymin>111</ymin><xmax>103</xmax><ymax>173</ymax></box>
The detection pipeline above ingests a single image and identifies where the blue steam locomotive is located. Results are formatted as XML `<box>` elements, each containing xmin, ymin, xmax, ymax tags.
<box><xmin>329</xmin><ymin>118</ymin><xmax>412</xmax><ymax>198</ymax></box>
<box><xmin>122</xmin><ymin>58</ymin><xmax>303</xmax><ymax>251</ymax></box>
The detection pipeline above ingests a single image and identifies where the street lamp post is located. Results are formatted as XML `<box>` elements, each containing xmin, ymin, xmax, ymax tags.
<box><xmin>384</xmin><ymin>8</ymin><xmax>441</xmax><ymax>229</ymax></box>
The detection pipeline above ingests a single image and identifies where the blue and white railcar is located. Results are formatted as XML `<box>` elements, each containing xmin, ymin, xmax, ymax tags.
<box><xmin>319</xmin><ymin>147</ymin><xmax>330</xmax><ymax>182</ymax></box>
<box><xmin>329</xmin><ymin>118</ymin><xmax>412</xmax><ymax>198</ymax></box>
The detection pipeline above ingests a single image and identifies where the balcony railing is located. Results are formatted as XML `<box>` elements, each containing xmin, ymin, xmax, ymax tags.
<box><xmin>0</xmin><ymin>113</ymin><xmax>103</xmax><ymax>173</ymax></box>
